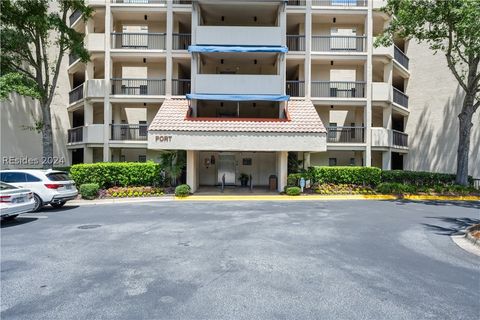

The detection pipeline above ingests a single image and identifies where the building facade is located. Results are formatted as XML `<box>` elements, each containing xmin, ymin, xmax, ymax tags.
<box><xmin>1</xmin><ymin>0</ymin><xmax>479</xmax><ymax>188</ymax></box>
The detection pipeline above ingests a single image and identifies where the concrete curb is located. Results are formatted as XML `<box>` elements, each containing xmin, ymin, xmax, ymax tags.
<box><xmin>68</xmin><ymin>196</ymin><xmax>174</xmax><ymax>206</ymax></box>
<box><xmin>465</xmin><ymin>225</ymin><xmax>480</xmax><ymax>248</ymax></box>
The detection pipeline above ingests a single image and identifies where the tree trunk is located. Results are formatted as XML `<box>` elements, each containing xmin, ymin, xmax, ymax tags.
<box><xmin>455</xmin><ymin>93</ymin><xmax>475</xmax><ymax>186</ymax></box>
<box><xmin>41</xmin><ymin>104</ymin><xmax>54</xmax><ymax>169</ymax></box>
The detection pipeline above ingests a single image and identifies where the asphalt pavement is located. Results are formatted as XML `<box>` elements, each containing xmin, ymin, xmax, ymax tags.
<box><xmin>1</xmin><ymin>200</ymin><xmax>479</xmax><ymax>320</ymax></box>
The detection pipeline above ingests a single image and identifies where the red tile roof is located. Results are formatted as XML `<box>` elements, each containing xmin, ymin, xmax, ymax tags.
<box><xmin>148</xmin><ymin>98</ymin><xmax>326</xmax><ymax>133</ymax></box>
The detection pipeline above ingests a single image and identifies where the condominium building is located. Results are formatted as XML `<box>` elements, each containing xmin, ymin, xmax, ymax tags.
<box><xmin>2</xmin><ymin>0</ymin><xmax>478</xmax><ymax>188</ymax></box>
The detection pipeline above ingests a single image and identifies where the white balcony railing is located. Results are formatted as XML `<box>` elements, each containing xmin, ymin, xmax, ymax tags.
<box><xmin>195</xmin><ymin>26</ymin><xmax>283</xmax><ymax>47</ymax></box>
<box><xmin>195</xmin><ymin>74</ymin><xmax>283</xmax><ymax>95</ymax></box>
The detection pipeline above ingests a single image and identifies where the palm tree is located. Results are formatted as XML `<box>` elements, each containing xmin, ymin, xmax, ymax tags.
<box><xmin>160</xmin><ymin>151</ymin><xmax>186</xmax><ymax>187</ymax></box>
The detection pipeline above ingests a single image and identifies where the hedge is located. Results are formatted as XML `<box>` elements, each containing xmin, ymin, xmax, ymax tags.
<box><xmin>175</xmin><ymin>184</ymin><xmax>191</xmax><ymax>197</ymax></box>
<box><xmin>79</xmin><ymin>183</ymin><xmax>99</xmax><ymax>200</ymax></box>
<box><xmin>309</xmin><ymin>166</ymin><xmax>382</xmax><ymax>186</ymax></box>
<box><xmin>70</xmin><ymin>162</ymin><xmax>163</xmax><ymax>189</ymax></box>
<box><xmin>381</xmin><ymin>170</ymin><xmax>473</xmax><ymax>187</ymax></box>
<box><xmin>286</xmin><ymin>186</ymin><xmax>301</xmax><ymax>196</ymax></box>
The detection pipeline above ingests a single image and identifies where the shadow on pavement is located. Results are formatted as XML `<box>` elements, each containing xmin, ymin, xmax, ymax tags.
<box><xmin>39</xmin><ymin>205</ymin><xmax>80</xmax><ymax>213</ymax></box>
<box><xmin>1</xmin><ymin>217</ymin><xmax>38</xmax><ymax>228</ymax></box>
<box><xmin>422</xmin><ymin>216</ymin><xmax>480</xmax><ymax>236</ymax></box>
<box><xmin>387</xmin><ymin>199</ymin><xmax>480</xmax><ymax>209</ymax></box>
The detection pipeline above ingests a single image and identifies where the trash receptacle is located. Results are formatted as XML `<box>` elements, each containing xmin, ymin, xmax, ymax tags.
<box><xmin>269</xmin><ymin>175</ymin><xmax>278</xmax><ymax>191</ymax></box>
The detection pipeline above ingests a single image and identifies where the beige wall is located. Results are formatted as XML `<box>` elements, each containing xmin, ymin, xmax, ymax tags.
<box><xmin>1</xmin><ymin>57</ymin><xmax>71</xmax><ymax>169</ymax></box>
<box><xmin>405</xmin><ymin>42</ymin><xmax>480</xmax><ymax>178</ymax></box>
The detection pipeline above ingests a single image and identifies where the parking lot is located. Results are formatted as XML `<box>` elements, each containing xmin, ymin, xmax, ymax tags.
<box><xmin>1</xmin><ymin>200</ymin><xmax>479</xmax><ymax>320</ymax></box>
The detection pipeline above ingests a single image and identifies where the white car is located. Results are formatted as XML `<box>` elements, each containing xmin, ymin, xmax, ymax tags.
<box><xmin>0</xmin><ymin>170</ymin><xmax>78</xmax><ymax>212</ymax></box>
<box><xmin>0</xmin><ymin>182</ymin><xmax>35</xmax><ymax>220</ymax></box>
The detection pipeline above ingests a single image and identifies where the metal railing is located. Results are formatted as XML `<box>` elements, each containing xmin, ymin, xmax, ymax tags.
<box><xmin>394</xmin><ymin>45</ymin><xmax>409</xmax><ymax>69</ymax></box>
<box><xmin>393</xmin><ymin>87</ymin><xmax>409</xmax><ymax>108</ymax></box>
<box><xmin>312</xmin><ymin>0</ymin><xmax>367</xmax><ymax>6</ymax></box>
<box><xmin>311</xmin><ymin>81</ymin><xmax>366</xmax><ymax>98</ymax></box>
<box><xmin>392</xmin><ymin>130</ymin><xmax>408</xmax><ymax>147</ymax></box>
<box><xmin>312</xmin><ymin>36</ymin><xmax>366</xmax><ymax>52</ymax></box>
<box><xmin>287</xmin><ymin>0</ymin><xmax>306</xmax><ymax>5</ymax></box>
<box><xmin>172</xmin><ymin>0</ymin><xmax>192</xmax><ymax>4</ymax></box>
<box><xmin>69</xmin><ymin>10</ymin><xmax>82</xmax><ymax>26</ymax></box>
<box><xmin>327</xmin><ymin>126</ymin><xmax>365</xmax><ymax>143</ymax></box>
<box><xmin>68</xmin><ymin>127</ymin><xmax>83</xmax><ymax>143</ymax></box>
<box><xmin>111</xmin><ymin>124</ymin><xmax>148</xmax><ymax>141</ymax></box>
<box><xmin>172</xmin><ymin>33</ymin><xmax>191</xmax><ymax>50</ymax></box>
<box><xmin>111</xmin><ymin>33</ymin><xmax>166</xmax><ymax>50</ymax></box>
<box><xmin>287</xmin><ymin>35</ymin><xmax>306</xmax><ymax>51</ymax></box>
<box><xmin>172</xmin><ymin>79</ymin><xmax>191</xmax><ymax>96</ymax></box>
<box><xmin>69</xmin><ymin>84</ymin><xmax>84</xmax><ymax>104</ymax></box>
<box><xmin>69</xmin><ymin>53</ymin><xmax>79</xmax><ymax>66</ymax></box>
<box><xmin>286</xmin><ymin>81</ymin><xmax>305</xmax><ymax>97</ymax></box>
<box><xmin>111</xmin><ymin>79</ymin><xmax>166</xmax><ymax>95</ymax></box>
<box><xmin>111</xmin><ymin>0</ymin><xmax>166</xmax><ymax>3</ymax></box>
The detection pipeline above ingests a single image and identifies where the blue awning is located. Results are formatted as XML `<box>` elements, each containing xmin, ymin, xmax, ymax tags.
<box><xmin>186</xmin><ymin>94</ymin><xmax>290</xmax><ymax>102</ymax></box>
<box><xmin>188</xmin><ymin>45</ymin><xmax>288</xmax><ymax>53</ymax></box>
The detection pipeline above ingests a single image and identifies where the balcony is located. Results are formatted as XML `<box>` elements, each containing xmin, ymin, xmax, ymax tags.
<box><xmin>111</xmin><ymin>33</ymin><xmax>166</xmax><ymax>50</ymax></box>
<box><xmin>286</xmin><ymin>81</ymin><xmax>305</xmax><ymax>97</ymax></box>
<box><xmin>394</xmin><ymin>45</ymin><xmax>409</xmax><ymax>69</ymax></box>
<box><xmin>69</xmin><ymin>53</ymin><xmax>80</xmax><ymax>66</ymax></box>
<box><xmin>68</xmin><ymin>127</ymin><xmax>83</xmax><ymax>143</ymax></box>
<box><xmin>312</xmin><ymin>0</ymin><xmax>368</xmax><ymax>6</ymax></box>
<box><xmin>287</xmin><ymin>0</ymin><xmax>306</xmax><ymax>5</ymax></box>
<box><xmin>85</xmin><ymin>79</ymin><xmax>106</xmax><ymax>99</ymax></box>
<box><xmin>393</xmin><ymin>87</ymin><xmax>408</xmax><ymax>108</ymax></box>
<box><xmin>111</xmin><ymin>79</ymin><xmax>166</xmax><ymax>96</ymax></box>
<box><xmin>111</xmin><ymin>124</ymin><xmax>148</xmax><ymax>141</ymax></box>
<box><xmin>69</xmin><ymin>10</ymin><xmax>82</xmax><ymax>26</ymax></box>
<box><xmin>195</xmin><ymin>74</ymin><xmax>283</xmax><ymax>95</ymax></box>
<box><xmin>69</xmin><ymin>84</ymin><xmax>84</xmax><ymax>104</ymax></box>
<box><xmin>311</xmin><ymin>81</ymin><xmax>366</xmax><ymax>98</ymax></box>
<box><xmin>327</xmin><ymin>126</ymin><xmax>365</xmax><ymax>143</ymax></box>
<box><xmin>392</xmin><ymin>130</ymin><xmax>408</xmax><ymax>148</ymax></box>
<box><xmin>195</xmin><ymin>26</ymin><xmax>283</xmax><ymax>47</ymax></box>
<box><xmin>311</xmin><ymin>36</ymin><xmax>366</xmax><ymax>52</ymax></box>
<box><xmin>287</xmin><ymin>35</ymin><xmax>306</xmax><ymax>51</ymax></box>
<box><xmin>172</xmin><ymin>79</ymin><xmax>190</xmax><ymax>96</ymax></box>
<box><xmin>172</xmin><ymin>33</ymin><xmax>191</xmax><ymax>50</ymax></box>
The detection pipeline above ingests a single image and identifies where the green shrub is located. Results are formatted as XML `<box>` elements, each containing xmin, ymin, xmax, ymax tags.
<box><xmin>315</xmin><ymin>183</ymin><xmax>375</xmax><ymax>195</ymax></box>
<box><xmin>79</xmin><ymin>183</ymin><xmax>99</xmax><ymax>200</ymax></box>
<box><xmin>70</xmin><ymin>162</ymin><xmax>163</xmax><ymax>189</ymax></box>
<box><xmin>309</xmin><ymin>166</ymin><xmax>381</xmax><ymax>186</ymax></box>
<box><xmin>376</xmin><ymin>182</ymin><xmax>416</xmax><ymax>194</ymax></box>
<box><xmin>286</xmin><ymin>186</ymin><xmax>301</xmax><ymax>196</ymax></box>
<box><xmin>381</xmin><ymin>170</ymin><xmax>473</xmax><ymax>187</ymax></box>
<box><xmin>175</xmin><ymin>184</ymin><xmax>191</xmax><ymax>197</ymax></box>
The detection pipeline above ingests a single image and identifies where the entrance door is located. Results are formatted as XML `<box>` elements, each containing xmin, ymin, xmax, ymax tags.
<box><xmin>218</xmin><ymin>154</ymin><xmax>236</xmax><ymax>185</ymax></box>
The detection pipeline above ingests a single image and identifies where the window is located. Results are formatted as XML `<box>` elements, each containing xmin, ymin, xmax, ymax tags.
<box><xmin>328</xmin><ymin>122</ymin><xmax>337</xmax><ymax>140</ymax></box>
<box><xmin>328</xmin><ymin>158</ymin><xmax>337</xmax><ymax>166</ymax></box>
<box><xmin>350</xmin><ymin>122</ymin><xmax>356</xmax><ymax>139</ymax></box>
<box><xmin>139</xmin><ymin>121</ymin><xmax>147</xmax><ymax>136</ymax></box>
<box><xmin>350</xmin><ymin>158</ymin><xmax>356</xmax><ymax>166</ymax></box>
<box><xmin>46</xmin><ymin>172</ymin><xmax>70</xmax><ymax>181</ymax></box>
<box><xmin>242</xmin><ymin>158</ymin><xmax>252</xmax><ymax>166</ymax></box>
<box><xmin>0</xmin><ymin>172</ymin><xmax>26</xmax><ymax>183</ymax></box>
<box><xmin>25</xmin><ymin>173</ymin><xmax>42</xmax><ymax>182</ymax></box>
<box><xmin>138</xmin><ymin>155</ymin><xmax>147</xmax><ymax>163</ymax></box>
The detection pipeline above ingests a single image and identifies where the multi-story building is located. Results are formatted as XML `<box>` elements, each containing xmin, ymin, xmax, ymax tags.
<box><xmin>3</xmin><ymin>0</ymin><xmax>478</xmax><ymax>189</ymax></box>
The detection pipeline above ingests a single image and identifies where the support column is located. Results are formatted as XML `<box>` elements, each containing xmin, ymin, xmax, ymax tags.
<box><xmin>364</xmin><ymin>2</ymin><xmax>373</xmax><ymax>167</ymax></box>
<box><xmin>165</xmin><ymin>0</ymin><xmax>173</xmax><ymax>96</ymax></box>
<box><xmin>305</xmin><ymin>5</ymin><xmax>312</xmax><ymax>98</ymax></box>
<box><xmin>276</xmin><ymin>151</ymin><xmax>288</xmax><ymax>192</ymax></box>
<box><xmin>84</xmin><ymin>147</ymin><xmax>93</xmax><ymax>163</ymax></box>
<box><xmin>382</xmin><ymin>151</ymin><xmax>391</xmax><ymax>170</ymax></box>
<box><xmin>84</xmin><ymin>101</ymin><xmax>93</xmax><ymax>125</ymax></box>
<box><xmin>186</xmin><ymin>150</ymin><xmax>198</xmax><ymax>193</ymax></box>
<box><xmin>103</xmin><ymin>3</ymin><xmax>112</xmax><ymax>162</ymax></box>
<box><xmin>303</xmin><ymin>152</ymin><xmax>311</xmax><ymax>169</ymax></box>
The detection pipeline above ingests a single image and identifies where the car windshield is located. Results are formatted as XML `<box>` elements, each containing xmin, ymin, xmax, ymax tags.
<box><xmin>0</xmin><ymin>182</ymin><xmax>17</xmax><ymax>190</ymax></box>
<box><xmin>46</xmin><ymin>172</ymin><xmax>71</xmax><ymax>181</ymax></box>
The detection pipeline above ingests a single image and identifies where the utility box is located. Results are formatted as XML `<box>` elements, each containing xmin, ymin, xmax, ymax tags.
<box><xmin>269</xmin><ymin>175</ymin><xmax>278</xmax><ymax>191</ymax></box>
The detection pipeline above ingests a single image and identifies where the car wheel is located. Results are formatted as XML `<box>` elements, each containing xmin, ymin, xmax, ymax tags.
<box><xmin>50</xmin><ymin>201</ymin><xmax>66</xmax><ymax>209</ymax></box>
<box><xmin>31</xmin><ymin>194</ymin><xmax>43</xmax><ymax>212</ymax></box>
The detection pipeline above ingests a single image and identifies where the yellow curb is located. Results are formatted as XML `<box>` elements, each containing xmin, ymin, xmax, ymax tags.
<box><xmin>175</xmin><ymin>194</ymin><xmax>397</xmax><ymax>201</ymax></box>
<box><xmin>404</xmin><ymin>195</ymin><xmax>480</xmax><ymax>201</ymax></box>
<box><xmin>175</xmin><ymin>194</ymin><xmax>480</xmax><ymax>202</ymax></box>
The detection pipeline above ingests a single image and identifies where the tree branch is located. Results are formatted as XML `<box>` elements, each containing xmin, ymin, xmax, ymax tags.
<box><xmin>446</xmin><ymin>27</ymin><xmax>468</xmax><ymax>91</ymax></box>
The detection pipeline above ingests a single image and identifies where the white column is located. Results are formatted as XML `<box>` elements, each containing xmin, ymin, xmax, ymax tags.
<box><xmin>165</xmin><ymin>0</ymin><xmax>173</xmax><ymax>96</ymax></box>
<box><xmin>364</xmin><ymin>2</ymin><xmax>373</xmax><ymax>167</ymax></box>
<box><xmin>186</xmin><ymin>150</ymin><xmax>198</xmax><ymax>193</ymax></box>
<box><xmin>276</xmin><ymin>151</ymin><xmax>288</xmax><ymax>192</ymax></box>
<box><xmin>84</xmin><ymin>147</ymin><xmax>93</xmax><ymax>163</ymax></box>
<box><xmin>303</xmin><ymin>152</ymin><xmax>311</xmax><ymax>169</ymax></box>
<box><xmin>84</xmin><ymin>101</ymin><xmax>93</xmax><ymax>125</ymax></box>
<box><xmin>103</xmin><ymin>4</ymin><xmax>112</xmax><ymax>162</ymax></box>
<box><xmin>382</xmin><ymin>151</ymin><xmax>391</xmax><ymax>170</ymax></box>
<box><xmin>383</xmin><ymin>105</ymin><xmax>392</xmax><ymax>129</ymax></box>
<box><xmin>305</xmin><ymin>5</ymin><xmax>312</xmax><ymax>98</ymax></box>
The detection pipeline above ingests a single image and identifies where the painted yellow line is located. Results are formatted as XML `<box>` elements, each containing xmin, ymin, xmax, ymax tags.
<box><xmin>175</xmin><ymin>194</ymin><xmax>480</xmax><ymax>202</ymax></box>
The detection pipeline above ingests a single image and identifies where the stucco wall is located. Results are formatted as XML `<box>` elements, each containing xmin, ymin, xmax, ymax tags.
<box><xmin>1</xmin><ymin>57</ymin><xmax>70</xmax><ymax>169</ymax></box>
<box><xmin>405</xmin><ymin>41</ymin><xmax>480</xmax><ymax>178</ymax></box>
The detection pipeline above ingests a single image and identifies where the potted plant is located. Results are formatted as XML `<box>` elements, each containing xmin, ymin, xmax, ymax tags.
<box><xmin>238</xmin><ymin>173</ymin><xmax>249</xmax><ymax>187</ymax></box>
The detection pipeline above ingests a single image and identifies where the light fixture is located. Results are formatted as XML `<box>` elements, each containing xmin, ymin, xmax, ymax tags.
<box><xmin>221</xmin><ymin>59</ymin><xmax>224</xmax><ymax>64</ymax></box>
<box><xmin>254</xmin><ymin>16</ymin><xmax>257</xmax><ymax>22</ymax></box>
<box><xmin>221</xmin><ymin>16</ymin><xmax>225</xmax><ymax>21</ymax></box>
<box><xmin>330</xmin><ymin>105</ymin><xmax>334</xmax><ymax>109</ymax></box>
<box><xmin>330</xmin><ymin>60</ymin><xmax>334</xmax><ymax>66</ymax></box>
<box><xmin>333</xmin><ymin>17</ymin><xmax>336</xmax><ymax>23</ymax></box>
<box><xmin>220</xmin><ymin>102</ymin><xmax>224</xmax><ymax>107</ymax></box>
<box><xmin>253</xmin><ymin>103</ymin><xmax>256</xmax><ymax>108</ymax></box>
<box><xmin>143</xmin><ymin>58</ymin><xmax>146</xmax><ymax>63</ymax></box>
<box><xmin>144</xmin><ymin>103</ymin><xmax>146</xmax><ymax>106</ymax></box>
<box><xmin>144</xmin><ymin>15</ymin><xmax>148</xmax><ymax>21</ymax></box>
<box><xmin>254</xmin><ymin>59</ymin><xmax>257</xmax><ymax>64</ymax></box>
